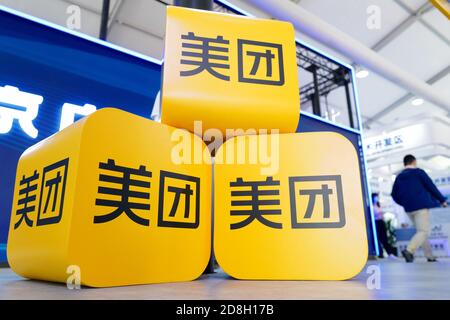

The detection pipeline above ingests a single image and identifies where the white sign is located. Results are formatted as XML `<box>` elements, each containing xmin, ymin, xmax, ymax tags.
<box><xmin>364</xmin><ymin>123</ymin><xmax>428</xmax><ymax>158</ymax></box>
<box><xmin>0</xmin><ymin>84</ymin><xmax>101</xmax><ymax>137</ymax></box>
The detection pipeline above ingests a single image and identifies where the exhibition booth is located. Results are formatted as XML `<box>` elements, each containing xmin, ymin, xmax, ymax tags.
<box><xmin>0</xmin><ymin>0</ymin><xmax>379</xmax><ymax>280</ymax></box>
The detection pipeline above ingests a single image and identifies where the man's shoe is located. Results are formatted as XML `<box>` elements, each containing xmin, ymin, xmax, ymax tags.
<box><xmin>402</xmin><ymin>249</ymin><xmax>414</xmax><ymax>263</ymax></box>
<box><xmin>427</xmin><ymin>258</ymin><xmax>438</xmax><ymax>262</ymax></box>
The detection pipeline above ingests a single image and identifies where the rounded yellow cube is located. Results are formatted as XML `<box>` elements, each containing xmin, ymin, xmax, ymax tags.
<box><xmin>8</xmin><ymin>108</ymin><xmax>212</xmax><ymax>287</ymax></box>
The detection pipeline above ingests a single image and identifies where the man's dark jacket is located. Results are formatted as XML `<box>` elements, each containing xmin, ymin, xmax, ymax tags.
<box><xmin>391</xmin><ymin>168</ymin><xmax>446</xmax><ymax>212</ymax></box>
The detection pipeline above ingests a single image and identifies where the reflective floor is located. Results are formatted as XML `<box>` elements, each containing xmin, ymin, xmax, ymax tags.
<box><xmin>1</xmin><ymin>258</ymin><xmax>450</xmax><ymax>299</ymax></box>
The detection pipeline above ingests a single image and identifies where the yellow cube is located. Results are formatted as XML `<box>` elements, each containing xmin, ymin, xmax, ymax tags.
<box><xmin>214</xmin><ymin>132</ymin><xmax>368</xmax><ymax>280</ymax></box>
<box><xmin>7</xmin><ymin>108</ymin><xmax>212</xmax><ymax>287</ymax></box>
<box><xmin>161</xmin><ymin>6</ymin><xmax>300</xmax><ymax>135</ymax></box>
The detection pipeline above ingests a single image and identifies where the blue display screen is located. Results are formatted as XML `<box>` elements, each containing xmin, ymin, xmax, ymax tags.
<box><xmin>0</xmin><ymin>7</ymin><xmax>161</xmax><ymax>260</ymax></box>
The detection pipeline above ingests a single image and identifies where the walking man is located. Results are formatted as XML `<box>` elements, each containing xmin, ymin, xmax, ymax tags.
<box><xmin>391</xmin><ymin>155</ymin><xmax>447</xmax><ymax>262</ymax></box>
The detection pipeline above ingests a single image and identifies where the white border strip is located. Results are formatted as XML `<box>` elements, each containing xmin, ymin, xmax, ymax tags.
<box><xmin>352</xmin><ymin>69</ymin><xmax>380</xmax><ymax>256</ymax></box>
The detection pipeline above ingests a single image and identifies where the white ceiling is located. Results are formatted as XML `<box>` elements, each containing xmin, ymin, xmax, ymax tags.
<box><xmin>0</xmin><ymin>0</ymin><xmax>449</xmax><ymax>134</ymax></box>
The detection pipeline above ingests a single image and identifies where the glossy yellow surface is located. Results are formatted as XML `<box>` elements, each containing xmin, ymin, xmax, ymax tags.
<box><xmin>8</xmin><ymin>108</ymin><xmax>212</xmax><ymax>287</ymax></box>
<box><xmin>161</xmin><ymin>6</ymin><xmax>300</xmax><ymax>136</ymax></box>
<box><xmin>214</xmin><ymin>132</ymin><xmax>368</xmax><ymax>280</ymax></box>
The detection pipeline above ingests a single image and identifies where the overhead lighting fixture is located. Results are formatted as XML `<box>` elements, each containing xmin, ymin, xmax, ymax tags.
<box><xmin>411</xmin><ymin>97</ymin><xmax>424</xmax><ymax>106</ymax></box>
<box><xmin>428</xmin><ymin>155</ymin><xmax>450</xmax><ymax>170</ymax></box>
<box><xmin>356</xmin><ymin>68</ymin><xmax>369</xmax><ymax>79</ymax></box>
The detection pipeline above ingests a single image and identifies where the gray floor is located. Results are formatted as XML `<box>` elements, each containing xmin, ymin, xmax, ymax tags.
<box><xmin>1</xmin><ymin>258</ymin><xmax>450</xmax><ymax>299</ymax></box>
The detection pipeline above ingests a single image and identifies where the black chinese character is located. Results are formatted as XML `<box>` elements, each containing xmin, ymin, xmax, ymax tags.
<box><xmin>14</xmin><ymin>171</ymin><xmax>39</xmax><ymax>229</ymax></box>
<box><xmin>229</xmin><ymin>177</ymin><xmax>282</xmax><ymax>230</ymax></box>
<box><xmin>37</xmin><ymin>158</ymin><xmax>69</xmax><ymax>226</ymax></box>
<box><xmin>180</xmin><ymin>32</ymin><xmax>230</xmax><ymax>81</ymax></box>
<box><xmin>300</xmin><ymin>184</ymin><xmax>333</xmax><ymax>219</ymax></box>
<box><xmin>94</xmin><ymin>159</ymin><xmax>151</xmax><ymax>226</ymax></box>
<box><xmin>43</xmin><ymin>172</ymin><xmax>61</xmax><ymax>213</ymax></box>
<box><xmin>238</xmin><ymin>39</ymin><xmax>284</xmax><ymax>85</ymax></box>
<box><xmin>248</xmin><ymin>49</ymin><xmax>275</xmax><ymax>77</ymax></box>
<box><xmin>375</xmin><ymin>140</ymin><xmax>382</xmax><ymax>149</ymax></box>
<box><xmin>168</xmin><ymin>184</ymin><xmax>193</xmax><ymax>218</ymax></box>
<box><xmin>158</xmin><ymin>171</ymin><xmax>200</xmax><ymax>229</ymax></box>
<box><xmin>384</xmin><ymin>137</ymin><xmax>392</xmax><ymax>147</ymax></box>
<box><xmin>394</xmin><ymin>135</ymin><xmax>403</xmax><ymax>144</ymax></box>
<box><xmin>289</xmin><ymin>175</ymin><xmax>345</xmax><ymax>229</ymax></box>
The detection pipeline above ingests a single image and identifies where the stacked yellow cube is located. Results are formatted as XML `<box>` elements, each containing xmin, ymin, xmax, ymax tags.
<box><xmin>7</xmin><ymin>6</ymin><xmax>367</xmax><ymax>287</ymax></box>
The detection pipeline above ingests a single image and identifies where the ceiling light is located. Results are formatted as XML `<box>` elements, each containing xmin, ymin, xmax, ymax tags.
<box><xmin>356</xmin><ymin>69</ymin><xmax>369</xmax><ymax>78</ymax></box>
<box><xmin>427</xmin><ymin>155</ymin><xmax>450</xmax><ymax>170</ymax></box>
<box><xmin>411</xmin><ymin>98</ymin><xmax>424</xmax><ymax>106</ymax></box>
